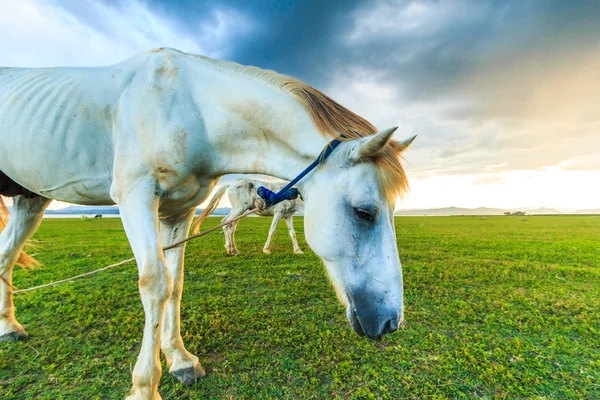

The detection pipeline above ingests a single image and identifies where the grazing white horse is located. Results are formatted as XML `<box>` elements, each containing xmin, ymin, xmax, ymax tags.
<box><xmin>192</xmin><ymin>178</ymin><xmax>304</xmax><ymax>255</ymax></box>
<box><xmin>0</xmin><ymin>48</ymin><xmax>415</xmax><ymax>399</ymax></box>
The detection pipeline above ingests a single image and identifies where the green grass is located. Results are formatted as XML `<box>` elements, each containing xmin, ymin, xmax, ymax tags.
<box><xmin>1</xmin><ymin>215</ymin><xmax>599</xmax><ymax>399</ymax></box>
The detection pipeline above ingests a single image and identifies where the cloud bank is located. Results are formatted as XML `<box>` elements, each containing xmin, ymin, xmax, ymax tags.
<box><xmin>1</xmin><ymin>0</ymin><xmax>598</xmax><ymax>208</ymax></box>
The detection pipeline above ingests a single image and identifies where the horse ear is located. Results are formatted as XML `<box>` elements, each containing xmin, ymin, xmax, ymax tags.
<box><xmin>397</xmin><ymin>135</ymin><xmax>417</xmax><ymax>150</ymax></box>
<box><xmin>353</xmin><ymin>127</ymin><xmax>398</xmax><ymax>161</ymax></box>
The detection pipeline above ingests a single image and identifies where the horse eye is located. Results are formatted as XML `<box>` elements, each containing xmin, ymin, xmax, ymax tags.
<box><xmin>354</xmin><ymin>208</ymin><xmax>374</xmax><ymax>221</ymax></box>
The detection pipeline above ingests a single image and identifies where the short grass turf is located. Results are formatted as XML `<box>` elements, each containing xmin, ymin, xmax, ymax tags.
<box><xmin>1</xmin><ymin>215</ymin><xmax>599</xmax><ymax>399</ymax></box>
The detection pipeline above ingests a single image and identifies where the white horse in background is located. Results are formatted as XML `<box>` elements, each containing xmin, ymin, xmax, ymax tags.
<box><xmin>192</xmin><ymin>178</ymin><xmax>304</xmax><ymax>255</ymax></box>
<box><xmin>0</xmin><ymin>47</ymin><xmax>415</xmax><ymax>399</ymax></box>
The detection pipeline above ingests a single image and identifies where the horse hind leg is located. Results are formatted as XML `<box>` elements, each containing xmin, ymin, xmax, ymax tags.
<box><xmin>222</xmin><ymin>208</ymin><xmax>244</xmax><ymax>255</ymax></box>
<box><xmin>284</xmin><ymin>216</ymin><xmax>303</xmax><ymax>254</ymax></box>
<box><xmin>0</xmin><ymin>195</ymin><xmax>51</xmax><ymax>342</ymax></box>
<box><xmin>221</xmin><ymin>214</ymin><xmax>232</xmax><ymax>252</ymax></box>
<box><xmin>227</xmin><ymin>219</ymin><xmax>241</xmax><ymax>256</ymax></box>
<box><xmin>263</xmin><ymin>213</ymin><xmax>282</xmax><ymax>254</ymax></box>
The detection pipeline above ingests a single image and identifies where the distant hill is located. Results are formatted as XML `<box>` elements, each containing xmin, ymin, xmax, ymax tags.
<box><xmin>197</xmin><ymin>208</ymin><xmax>231</xmax><ymax>216</ymax></box>
<box><xmin>528</xmin><ymin>207</ymin><xmax>562</xmax><ymax>215</ymax></box>
<box><xmin>43</xmin><ymin>206</ymin><xmax>232</xmax><ymax>216</ymax></box>
<box><xmin>44</xmin><ymin>206</ymin><xmax>120</xmax><ymax>215</ymax></box>
<box><xmin>395</xmin><ymin>206</ymin><xmax>509</xmax><ymax>216</ymax></box>
<box><xmin>32</xmin><ymin>205</ymin><xmax>600</xmax><ymax>217</ymax></box>
<box><xmin>574</xmin><ymin>209</ymin><xmax>600</xmax><ymax>215</ymax></box>
<box><xmin>44</xmin><ymin>206</ymin><xmax>117</xmax><ymax>215</ymax></box>
<box><xmin>395</xmin><ymin>207</ymin><xmax>600</xmax><ymax>216</ymax></box>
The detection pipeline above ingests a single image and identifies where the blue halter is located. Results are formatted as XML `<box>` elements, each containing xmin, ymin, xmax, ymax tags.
<box><xmin>257</xmin><ymin>139</ymin><xmax>343</xmax><ymax>207</ymax></box>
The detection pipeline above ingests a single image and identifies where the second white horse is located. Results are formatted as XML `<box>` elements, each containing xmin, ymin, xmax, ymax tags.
<box><xmin>192</xmin><ymin>179</ymin><xmax>304</xmax><ymax>255</ymax></box>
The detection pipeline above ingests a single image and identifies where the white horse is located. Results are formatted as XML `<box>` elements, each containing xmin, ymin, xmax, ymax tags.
<box><xmin>0</xmin><ymin>48</ymin><xmax>415</xmax><ymax>399</ymax></box>
<box><xmin>192</xmin><ymin>178</ymin><xmax>304</xmax><ymax>255</ymax></box>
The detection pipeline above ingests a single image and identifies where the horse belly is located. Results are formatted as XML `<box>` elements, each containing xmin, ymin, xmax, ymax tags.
<box><xmin>0</xmin><ymin>154</ymin><xmax>114</xmax><ymax>205</ymax></box>
<box><xmin>0</xmin><ymin>68</ymin><xmax>118</xmax><ymax>204</ymax></box>
<box><xmin>255</xmin><ymin>209</ymin><xmax>275</xmax><ymax>217</ymax></box>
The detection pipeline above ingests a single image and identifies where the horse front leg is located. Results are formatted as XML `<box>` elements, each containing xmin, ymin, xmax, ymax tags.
<box><xmin>159</xmin><ymin>210</ymin><xmax>205</xmax><ymax>385</ymax></box>
<box><xmin>284</xmin><ymin>216</ymin><xmax>303</xmax><ymax>254</ymax></box>
<box><xmin>118</xmin><ymin>188</ymin><xmax>173</xmax><ymax>400</ymax></box>
<box><xmin>222</xmin><ymin>207</ymin><xmax>244</xmax><ymax>255</ymax></box>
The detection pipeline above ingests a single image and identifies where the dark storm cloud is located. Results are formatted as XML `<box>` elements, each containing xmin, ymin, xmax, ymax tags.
<box><xmin>141</xmin><ymin>0</ymin><xmax>369</xmax><ymax>88</ymax></box>
<box><xmin>51</xmin><ymin>0</ymin><xmax>600</xmax><ymax>174</ymax></box>
<box><xmin>54</xmin><ymin>1</ymin><xmax>600</xmax><ymax>98</ymax></box>
<box><xmin>341</xmin><ymin>0</ymin><xmax>600</xmax><ymax>104</ymax></box>
<box><xmin>54</xmin><ymin>0</ymin><xmax>367</xmax><ymax>86</ymax></box>
<box><xmin>163</xmin><ymin>0</ymin><xmax>600</xmax><ymax>174</ymax></box>
<box><xmin>139</xmin><ymin>0</ymin><xmax>600</xmax><ymax>102</ymax></box>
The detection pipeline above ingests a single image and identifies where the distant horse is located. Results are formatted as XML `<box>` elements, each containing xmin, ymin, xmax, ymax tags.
<box><xmin>192</xmin><ymin>178</ymin><xmax>304</xmax><ymax>255</ymax></box>
<box><xmin>0</xmin><ymin>48</ymin><xmax>414</xmax><ymax>399</ymax></box>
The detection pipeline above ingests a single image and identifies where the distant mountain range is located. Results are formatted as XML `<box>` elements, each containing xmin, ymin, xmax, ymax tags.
<box><xmin>42</xmin><ymin>205</ymin><xmax>232</xmax><ymax>216</ymax></box>
<box><xmin>395</xmin><ymin>207</ymin><xmax>506</xmax><ymax>216</ymax></box>
<box><xmin>394</xmin><ymin>206</ymin><xmax>600</xmax><ymax>216</ymax></box>
<box><xmin>36</xmin><ymin>205</ymin><xmax>600</xmax><ymax>216</ymax></box>
<box><xmin>574</xmin><ymin>209</ymin><xmax>600</xmax><ymax>215</ymax></box>
<box><xmin>44</xmin><ymin>206</ymin><xmax>121</xmax><ymax>215</ymax></box>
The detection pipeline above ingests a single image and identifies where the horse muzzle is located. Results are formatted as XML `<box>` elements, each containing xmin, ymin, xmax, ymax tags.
<box><xmin>346</xmin><ymin>303</ymin><xmax>402</xmax><ymax>341</ymax></box>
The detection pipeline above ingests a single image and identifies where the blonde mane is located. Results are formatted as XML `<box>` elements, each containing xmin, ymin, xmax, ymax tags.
<box><xmin>283</xmin><ymin>82</ymin><xmax>410</xmax><ymax>203</ymax></box>
<box><xmin>187</xmin><ymin>51</ymin><xmax>410</xmax><ymax>203</ymax></box>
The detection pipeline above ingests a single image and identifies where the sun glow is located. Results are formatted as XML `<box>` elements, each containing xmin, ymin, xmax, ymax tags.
<box><xmin>399</xmin><ymin>168</ymin><xmax>600</xmax><ymax>211</ymax></box>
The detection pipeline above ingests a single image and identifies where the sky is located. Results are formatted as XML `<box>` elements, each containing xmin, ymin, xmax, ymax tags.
<box><xmin>1</xmin><ymin>0</ymin><xmax>599</xmax><ymax>211</ymax></box>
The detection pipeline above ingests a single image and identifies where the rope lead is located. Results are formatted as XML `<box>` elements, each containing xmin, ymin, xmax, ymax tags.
<box><xmin>12</xmin><ymin>207</ymin><xmax>261</xmax><ymax>294</ymax></box>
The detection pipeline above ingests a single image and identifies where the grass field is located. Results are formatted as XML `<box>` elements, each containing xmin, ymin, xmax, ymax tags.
<box><xmin>1</xmin><ymin>215</ymin><xmax>599</xmax><ymax>399</ymax></box>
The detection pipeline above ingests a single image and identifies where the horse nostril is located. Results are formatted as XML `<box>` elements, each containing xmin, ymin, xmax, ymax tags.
<box><xmin>385</xmin><ymin>318</ymin><xmax>399</xmax><ymax>334</ymax></box>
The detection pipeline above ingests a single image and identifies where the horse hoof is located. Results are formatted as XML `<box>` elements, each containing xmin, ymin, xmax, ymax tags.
<box><xmin>294</xmin><ymin>250</ymin><xmax>304</xmax><ymax>254</ymax></box>
<box><xmin>263</xmin><ymin>249</ymin><xmax>271</xmax><ymax>254</ymax></box>
<box><xmin>0</xmin><ymin>330</ymin><xmax>28</xmax><ymax>342</ymax></box>
<box><xmin>171</xmin><ymin>362</ymin><xmax>206</xmax><ymax>385</ymax></box>
<box><xmin>125</xmin><ymin>388</ymin><xmax>162</xmax><ymax>400</ymax></box>
<box><xmin>227</xmin><ymin>248</ymin><xmax>241</xmax><ymax>256</ymax></box>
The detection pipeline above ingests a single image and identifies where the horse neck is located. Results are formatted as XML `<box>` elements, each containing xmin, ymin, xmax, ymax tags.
<box><xmin>206</xmin><ymin>76</ymin><xmax>329</xmax><ymax>184</ymax></box>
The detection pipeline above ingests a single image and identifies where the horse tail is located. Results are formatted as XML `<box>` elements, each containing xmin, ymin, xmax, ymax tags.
<box><xmin>191</xmin><ymin>184</ymin><xmax>230</xmax><ymax>234</ymax></box>
<box><xmin>0</xmin><ymin>196</ymin><xmax>40</xmax><ymax>269</ymax></box>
